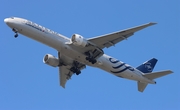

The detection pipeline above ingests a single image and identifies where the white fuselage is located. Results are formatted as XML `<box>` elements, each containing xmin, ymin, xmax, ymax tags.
<box><xmin>4</xmin><ymin>17</ymin><xmax>155</xmax><ymax>84</ymax></box>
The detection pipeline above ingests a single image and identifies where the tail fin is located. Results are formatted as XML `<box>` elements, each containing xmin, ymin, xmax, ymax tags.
<box><xmin>138</xmin><ymin>70</ymin><xmax>173</xmax><ymax>92</ymax></box>
<box><xmin>136</xmin><ymin>58</ymin><xmax>173</xmax><ymax>92</ymax></box>
<box><xmin>136</xmin><ymin>58</ymin><xmax>158</xmax><ymax>73</ymax></box>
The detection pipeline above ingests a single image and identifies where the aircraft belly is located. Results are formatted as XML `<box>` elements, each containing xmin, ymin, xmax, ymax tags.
<box><xmin>60</xmin><ymin>46</ymin><xmax>90</xmax><ymax>65</ymax></box>
<box><xmin>121</xmin><ymin>70</ymin><xmax>154</xmax><ymax>83</ymax></box>
<box><xmin>19</xmin><ymin>25</ymin><xmax>65</xmax><ymax>51</ymax></box>
<box><xmin>120</xmin><ymin>71</ymin><xmax>141</xmax><ymax>80</ymax></box>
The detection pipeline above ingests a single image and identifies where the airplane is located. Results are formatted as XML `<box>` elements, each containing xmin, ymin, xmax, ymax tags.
<box><xmin>4</xmin><ymin>17</ymin><xmax>173</xmax><ymax>92</ymax></box>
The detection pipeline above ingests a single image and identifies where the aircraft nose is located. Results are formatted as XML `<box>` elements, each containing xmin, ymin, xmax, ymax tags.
<box><xmin>4</xmin><ymin>18</ymin><xmax>9</xmax><ymax>24</ymax></box>
<box><xmin>4</xmin><ymin>17</ymin><xmax>15</xmax><ymax>27</ymax></box>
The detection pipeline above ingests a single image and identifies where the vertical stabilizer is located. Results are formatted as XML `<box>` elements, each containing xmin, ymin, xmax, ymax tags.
<box><xmin>136</xmin><ymin>58</ymin><xmax>158</xmax><ymax>73</ymax></box>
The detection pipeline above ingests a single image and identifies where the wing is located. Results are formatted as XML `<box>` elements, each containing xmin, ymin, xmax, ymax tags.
<box><xmin>58</xmin><ymin>52</ymin><xmax>86</xmax><ymax>88</ymax></box>
<box><xmin>88</xmin><ymin>22</ymin><xmax>157</xmax><ymax>49</ymax></box>
<box><xmin>59</xmin><ymin>64</ymin><xmax>86</xmax><ymax>88</ymax></box>
<box><xmin>59</xmin><ymin>66</ymin><xmax>73</xmax><ymax>88</ymax></box>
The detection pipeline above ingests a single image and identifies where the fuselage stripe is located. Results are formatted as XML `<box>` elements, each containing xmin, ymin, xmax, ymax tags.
<box><xmin>112</xmin><ymin>63</ymin><xmax>125</xmax><ymax>69</ymax></box>
<box><xmin>111</xmin><ymin>66</ymin><xmax>131</xmax><ymax>73</ymax></box>
<box><xmin>109</xmin><ymin>58</ymin><xmax>119</xmax><ymax>63</ymax></box>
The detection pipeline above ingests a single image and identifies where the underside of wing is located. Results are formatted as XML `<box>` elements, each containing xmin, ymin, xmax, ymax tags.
<box><xmin>88</xmin><ymin>22</ymin><xmax>156</xmax><ymax>49</ymax></box>
<box><xmin>58</xmin><ymin>52</ymin><xmax>86</xmax><ymax>88</ymax></box>
<box><xmin>138</xmin><ymin>81</ymin><xmax>148</xmax><ymax>92</ymax></box>
<box><xmin>59</xmin><ymin>64</ymin><xmax>86</xmax><ymax>88</ymax></box>
<box><xmin>59</xmin><ymin>66</ymin><xmax>73</xmax><ymax>88</ymax></box>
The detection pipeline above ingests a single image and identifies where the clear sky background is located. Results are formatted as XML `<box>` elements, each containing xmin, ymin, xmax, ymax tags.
<box><xmin>1</xmin><ymin>0</ymin><xmax>180</xmax><ymax>110</ymax></box>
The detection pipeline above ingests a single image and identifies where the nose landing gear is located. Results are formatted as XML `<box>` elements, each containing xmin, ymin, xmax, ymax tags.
<box><xmin>12</xmin><ymin>28</ymin><xmax>18</xmax><ymax>38</ymax></box>
<box><xmin>14</xmin><ymin>33</ymin><xmax>18</xmax><ymax>38</ymax></box>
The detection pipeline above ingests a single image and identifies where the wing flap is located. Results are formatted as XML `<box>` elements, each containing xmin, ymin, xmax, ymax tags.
<box><xmin>103</xmin><ymin>33</ymin><xmax>134</xmax><ymax>48</ymax></box>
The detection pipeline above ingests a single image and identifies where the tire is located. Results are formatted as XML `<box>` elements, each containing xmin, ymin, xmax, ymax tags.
<box><xmin>76</xmin><ymin>71</ymin><xmax>81</xmax><ymax>75</ymax></box>
<box><xmin>86</xmin><ymin>57</ymin><xmax>89</xmax><ymax>60</ymax></box>
<box><xmin>91</xmin><ymin>59</ymin><xmax>97</xmax><ymax>64</ymax></box>
<box><xmin>14</xmin><ymin>34</ymin><xmax>18</xmax><ymax>38</ymax></box>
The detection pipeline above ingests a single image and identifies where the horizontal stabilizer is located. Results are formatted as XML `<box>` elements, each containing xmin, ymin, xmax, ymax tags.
<box><xmin>138</xmin><ymin>81</ymin><xmax>148</xmax><ymax>92</ymax></box>
<box><xmin>143</xmin><ymin>70</ymin><xmax>173</xmax><ymax>79</ymax></box>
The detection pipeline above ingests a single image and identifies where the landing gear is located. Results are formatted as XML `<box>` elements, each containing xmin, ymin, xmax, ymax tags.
<box><xmin>70</xmin><ymin>67</ymin><xmax>81</xmax><ymax>75</ymax></box>
<box><xmin>12</xmin><ymin>28</ymin><xmax>18</xmax><ymax>38</ymax></box>
<box><xmin>14</xmin><ymin>33</ymin><xmax>18</xmax><ymax>38</ymax></box>
<box><xmin>86</xmin><ymin>57</ymin><xmax>97</xmax><ymax>64</ymax></box>
<box><xmin>85</xmin><ymin>51</ymin><xmax>97</xmax><ymax>64</ymax></box>
<box><xmin>70</xmin><ymin>61</ymin><xmax>81</xmax><ymax>75</ymax></box>
<box><xmin>76</xmin><ymin>70</ymin><xmax>81</xmax><ymax>75</ymax></box>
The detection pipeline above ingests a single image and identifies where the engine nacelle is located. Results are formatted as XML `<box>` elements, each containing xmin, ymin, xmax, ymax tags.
<box><xmin>43</xmin><ymin>54</ymin><xmax>59</xmax><ymax>67</ymax></box>
<box><xmin>71</xmin><ymin>34</ymin><xmax>88</xmax><ymax>47</ymax></box>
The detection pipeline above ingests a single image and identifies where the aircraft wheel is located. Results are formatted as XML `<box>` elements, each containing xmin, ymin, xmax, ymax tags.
<box><xmin>76</xmin><ymin>70</ymin><xmax>81</xmax><ymax>75</ymax></box>
<box><xmin>14</xmin><ymin>33</ymin><xmax>18</xmax><ymax>38</ymax></box>
<box><xmin>70</xmin><ymin>67</ymin><xmax>76</xmax><ymax>73</ymax></box>
<box><xmin>91</xmin><ymin>59</ymin><xmax>97</xmax><ymax>64</ymax></box>
<box><xmin>86</xmin><ymin>57</ymin><xmax>89</xmax><ymax>60</ymax></box>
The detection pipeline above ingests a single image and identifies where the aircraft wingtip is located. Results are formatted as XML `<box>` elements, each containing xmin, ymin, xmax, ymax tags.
<box><xmin>149</xmin><ymin>22</ymin><xmax>157</xmax><ymax>25</ymax></box>
<box><xmin>169</xmin><ymin>70</ymin><xmax>174</xmax><ymax>73</ymax></box>
<box><xmin>60</xmin><ymin>84</ymin><xmax>66</xmax><ymax>88</ymax></box>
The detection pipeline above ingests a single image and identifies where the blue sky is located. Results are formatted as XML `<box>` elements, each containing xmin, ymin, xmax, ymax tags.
<box><xmin>1</xmin><ymin>0</ymin><xmax>179</xmax><ymax>110</ymax></box>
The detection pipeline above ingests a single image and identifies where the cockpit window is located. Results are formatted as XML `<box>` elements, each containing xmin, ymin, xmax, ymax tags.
<box><xmin>11</xmin><ymin>17</ymin><xmax>14</xmax><ymax>19</ymax></box>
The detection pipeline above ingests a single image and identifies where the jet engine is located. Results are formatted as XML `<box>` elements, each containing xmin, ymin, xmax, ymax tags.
<box><xmin>71</xmin><ymin>34</ymin><xmax>88</xmax><ymax>47</ymax></box>
<box><xmin>43</xmin><ymin>54</ymin><xmax>59</xmax><ymax>67</ymax></box>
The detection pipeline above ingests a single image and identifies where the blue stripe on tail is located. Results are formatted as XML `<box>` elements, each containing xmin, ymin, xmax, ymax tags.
<box><xmin>136</xmin><ymin>58</ymin><xmax>158</xmax><ymax>73</ymax></box>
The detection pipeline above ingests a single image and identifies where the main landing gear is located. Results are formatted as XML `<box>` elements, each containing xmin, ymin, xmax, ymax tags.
<box><xmin>70</xmin><ymin>67</ymin><xmax>81</xmax><ymax>75</ymax></box>
<box><xmin>12</xmin><ymin>28</ymin><xmax>18</xmax><ymax>38</ymax></box>
<box><xmin>70</xmin><ymin>61</ymin><xmax>81</xmax><ymax>75</ymax></box>
<box><xmin>85</xmin><ymin>51</ymin><xmax>97</xmax><ymax>64</ymax></box>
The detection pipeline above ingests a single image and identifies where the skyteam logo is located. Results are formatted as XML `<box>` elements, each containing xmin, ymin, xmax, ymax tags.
<box><xmin>109</xmin><ymin>58</ymin><xmax>134</xmax><ymax>74</ymax></box>
<box><xmin>109</xmin><ymin>58</ymin><xmax>119</xmax><ymax>63</ymax></box>
<box><xmin>144</xmin><ymin>62</ymin><xmax>152</xmax><ymax>72</ymax></box>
